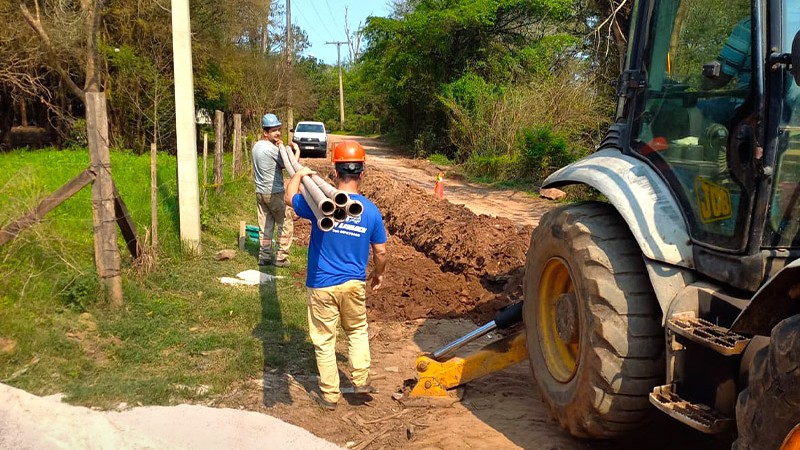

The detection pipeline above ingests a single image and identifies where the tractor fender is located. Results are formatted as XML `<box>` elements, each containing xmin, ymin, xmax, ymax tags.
<box><xmin>731</xmin><ymin>258</ymin><xmax>800</xmax><ymax>336</ymax></box>
<box><xmin>543</xmin><ymin>148</ymin><xmax>693</xmax><ymax>268</ymax></box>
<box><xmin>543</xmin><ymin>149</ymin><xmax>695</xmax><ymax>319</ymax></box>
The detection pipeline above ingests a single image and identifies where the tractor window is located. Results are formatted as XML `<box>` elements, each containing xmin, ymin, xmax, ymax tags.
<box><xmin>766</xmin><ymin>3</ymin><xmax>800</xmax><ymax>247</ymax></box>
<box><xmin>633</xmin><ymin>0</ymin><xmax>754</xmax><ymax>250</ymax></box>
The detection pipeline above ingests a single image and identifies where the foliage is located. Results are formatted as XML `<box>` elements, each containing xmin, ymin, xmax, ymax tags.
<box><xmin>440</xmin><ymin>67</ymin><xmax>611</xmax><ymax>183</ymax></box>
<box><xmin>64</xmin><ymin>118</ymin><xmax>88</xmax><ymax>148</ymax></box>
<box><xmin>428</xmin><ymin>153</ymin><xmax>453</xmax><ymax>166</ymax></box>
<box><xmin>359</xmin><ymin>0</ymin><xmax>577</xmax><ymax>149</ymax></box>
<box><xmin>516</xmin><ymin>126</ymin><xmax>584</xmax><ymax>181</ymax></box>
<box><xmin>2</xmin><ymin>0</ymin><xmax>320</xmax><ymax>152</ymax></box>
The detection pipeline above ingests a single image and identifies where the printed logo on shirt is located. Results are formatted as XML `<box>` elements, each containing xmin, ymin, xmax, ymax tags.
<box><xmin>332</xmin><ymin>216</ymin><xmax>367</xmax><ymax>237</ymax></box>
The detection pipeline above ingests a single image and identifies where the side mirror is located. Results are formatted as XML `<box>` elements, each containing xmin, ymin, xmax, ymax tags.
<box><xmin>289</xmin><ymin>128</ymin><xmax>295</xmax><ymax>133</ymax></box>
<box><xmin>793</xmin><ymin>30</ymin><xmax>800</xmax><ymax>85</ymax></box>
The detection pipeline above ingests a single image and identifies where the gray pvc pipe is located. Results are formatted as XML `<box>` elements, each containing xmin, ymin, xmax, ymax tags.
<box><xmin>279</xmin><ymin>145</ymin><xmax>296</xmax><ymax>177</ymax></box>
<box><xmin>281</xmin><ymin>146</ymin><xmax>335</xmax><ymax>215</ymax></box>
<box><xmin>332</xmin><ymin>207</ymin><xmax>347</xmax><ymax>222</ymax></box>
<box><xmin>300</xmin><ymin>186</ymin><xmax>335</xmax><ymax>231</ymax></box>
<box><xmin>312</xmin><ymin>175</ymin><xmax>350</xmax><ymax>207</ymax></box>
<box><xmin>283</xmin><ymin>145</ymin><xmax>349</xmax><ymax>207</ymax></box>
<box><xmin>345</xmin><ymin>199</ymin><xmax>363</xmax><ymax>218</ymax></box>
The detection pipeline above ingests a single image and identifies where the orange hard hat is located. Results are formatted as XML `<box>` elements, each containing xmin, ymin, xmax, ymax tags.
<box><xmin>332</xmin><ymin>140</ymin><xmax>366</xmax><ymax>163</ymax></box>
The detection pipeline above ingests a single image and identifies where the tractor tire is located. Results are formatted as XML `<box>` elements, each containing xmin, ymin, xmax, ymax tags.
<box><xmin>733</xmin><ymin>314</ymin><xmax>800</xmax><ymax>450</ymax></box>
<box><xmin>523</xmin><ymin>202</ymin><xmax>664</xmax><ymax>438</ymax></box>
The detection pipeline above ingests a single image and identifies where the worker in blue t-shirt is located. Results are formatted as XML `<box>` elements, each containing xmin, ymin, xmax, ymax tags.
<box><xmin>283</xmin><ymin>140</ymin><xmax>388</xmax><ymax>411</ymax></box>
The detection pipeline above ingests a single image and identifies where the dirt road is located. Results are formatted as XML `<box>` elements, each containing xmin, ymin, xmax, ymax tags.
<box><xmin>252</xmin><ymin>136</ymin><xmax>727</xmax><ymax>450</ymax></box>
<box><xmin>333</xmin><ymin>135</ymin><xmax>553</xmax><ymax>228</ymax></box>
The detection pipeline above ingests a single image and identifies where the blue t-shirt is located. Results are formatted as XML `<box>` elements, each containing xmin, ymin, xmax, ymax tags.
<box><xmin>292</xmin><ymin>193</ymin><xmax>388</xmax><ymax>288</ymax></box>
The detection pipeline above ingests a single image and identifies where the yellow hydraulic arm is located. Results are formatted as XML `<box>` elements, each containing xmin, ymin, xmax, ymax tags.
<box><xmin>410</xmin><ymin>302</ymin><xmax>528</xmax><ymax>397</ymax></box>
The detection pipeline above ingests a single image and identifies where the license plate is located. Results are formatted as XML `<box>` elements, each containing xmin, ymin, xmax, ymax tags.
<box><xmin>303</xmin><ymin>146</ymin><xmax>315</xmax><ymax>149</ymax></box>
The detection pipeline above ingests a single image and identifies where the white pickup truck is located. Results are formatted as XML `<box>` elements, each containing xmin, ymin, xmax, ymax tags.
<box><xmin>291</xmin><ymin>121</ymin><xmax>328</xmax><ymax>158</ymax></box>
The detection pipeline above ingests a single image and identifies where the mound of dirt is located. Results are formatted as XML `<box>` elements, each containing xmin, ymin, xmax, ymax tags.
<box><xmin>361</xmin><ymin>169</ymin><xmax>532</xmax><ymax>281</ymax></box>
<box><xmin>300</xmin><ymin>161</ymin><xmax>532</xmax><ymax>323</ymax></box>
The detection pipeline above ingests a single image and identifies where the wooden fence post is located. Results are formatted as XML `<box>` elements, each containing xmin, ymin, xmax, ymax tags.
<box><xmin>150</xmin><ymin>142</ymin><xmax>158</xmax><ymax>250</ymax></box>
<box><xmin>232</xmin><ymin>113</ymin><xmax>242</xmax><ymax>176</ymax></box>
<box><xmin>202</xmin><ymin>133</ymin><xmax>208</xmax><ymax>210</ymax></box>
<box><xmin>86</xmin><ymin>91</ymin><xmax>123</xmax><ymax>308</ymax></box>
<box><xmin>243</xmin><ymin>136</ymin><xmax>249</xmax><ymax>175</ymax></box>
<box><xmin>214</xmin><ymin>110</ymin><xmax>224</xmax><ymax>190</ymax></box>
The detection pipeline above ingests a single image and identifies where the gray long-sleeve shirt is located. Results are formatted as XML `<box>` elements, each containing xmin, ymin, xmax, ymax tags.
<box><xmin>252</xmin><ymin>140</ymin><xmax>286</xmax><ymax>194</ymax></box>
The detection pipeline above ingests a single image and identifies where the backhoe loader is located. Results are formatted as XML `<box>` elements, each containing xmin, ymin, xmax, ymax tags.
<box><xmin>411</xmin><ymin>1</ymin><xmax>800</xmax><ymax>448</ymax></box>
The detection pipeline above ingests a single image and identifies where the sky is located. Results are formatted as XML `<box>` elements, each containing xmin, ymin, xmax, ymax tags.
<box><xmin>290</xmin><ymin>0</ymin><xmax>393</xmax><ymax>65</ymax></box>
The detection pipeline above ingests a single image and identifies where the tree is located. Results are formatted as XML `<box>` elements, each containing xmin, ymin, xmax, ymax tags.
<box><xmin>360</xmin><ymin>0</ymin><xmax>576</xmax><ymax>148</ymax></box>
<box><xmin>17</xmin><ymin>0</ymin><xmax>124</xmax><ymax>307</ymax></box>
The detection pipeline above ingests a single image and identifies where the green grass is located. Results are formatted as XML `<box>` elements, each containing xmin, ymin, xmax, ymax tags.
<box><xmin>427</xmin><ymin>153</ymin><xmax>453</xmax><ymax>166</ymax></box>
<box><xmin>0</xmin><ymin>148</ymin><xmax>315</xmax><ymax>408</ymax></box>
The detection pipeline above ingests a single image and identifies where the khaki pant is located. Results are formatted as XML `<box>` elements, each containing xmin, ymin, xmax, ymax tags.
<box><xmin>256</xmin><ymin>192</ymin><xmax>293</xmax><ymax>261</ymax></box>
<box><xmin>307</xmin><ymin>280</ymin><xmax>370</xmax><ymax>403</ymax></box>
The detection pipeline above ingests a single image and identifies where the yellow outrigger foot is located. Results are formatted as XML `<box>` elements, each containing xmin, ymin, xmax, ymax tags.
<box><xmin>410</xmin><ymin>329</ymin><xmax>528</xmax><ymax>397</ymax></box>
<box><xmin>410</xmin><ymin>302</ymin><xmax>526</xmax><ymax>397</ymax></box>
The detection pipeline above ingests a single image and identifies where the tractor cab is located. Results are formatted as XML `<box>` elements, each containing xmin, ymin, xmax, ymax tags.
<box><xmin>622</xmin><ymin>0</ymin><xmax>800</xmax><ymax>290</ymax></box>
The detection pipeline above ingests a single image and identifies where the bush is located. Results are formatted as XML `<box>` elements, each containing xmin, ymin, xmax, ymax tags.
<box><xmin>464</xmin><ymin>153</ymin><xmax>514</xmax><ymax>181</ymax></box>
<box><xmin>59</xmin><ymin>273</ymin><xmax>101</xmax><ymax>311</ymax></box>
<box><xmin>515</xmin><ymin>127</ymin><xmax>580</xmax><ymax>181</ymax></box>
<box><xmin>441</xmin><ymin>69</ymin><xmax>613</xmax><ymax>185</ymax></box>
<box><xmin>428</xmin><ymin>153</ymin><xmax>453</xmax><ymax>166</ymax></box>
<box><xmin>64</xmin><ymin>119</ymin><xmax>88</xmax><ymax>149</ymax></box>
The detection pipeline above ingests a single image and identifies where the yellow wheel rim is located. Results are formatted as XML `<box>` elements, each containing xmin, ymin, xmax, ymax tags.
<box><xmin>538</xmin><ymin>258</ymin><xmax>579</xmax><ymax>383</ymax></box>
<box><xmin>782</xmin><ymin>423</ymin><xmax>800</xmax><ymax>450</ymax></box>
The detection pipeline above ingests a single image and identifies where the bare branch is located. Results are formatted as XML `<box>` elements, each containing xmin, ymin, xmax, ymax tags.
<box><xmin>18</xmin><ymin>1</ymin><xmax>85</xmax><ymax>102</ymax></box>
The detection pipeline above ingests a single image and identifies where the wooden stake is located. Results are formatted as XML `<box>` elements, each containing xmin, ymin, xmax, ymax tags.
<box><xmin>202</xmin><ymin>133</ymin><xmax>208</xmax><ymax>210</ymax></box>
<box><xmin>214</xmin><ymin>110</ymin><xmax>224</xmax><ymax>190</ymax></box>
<box><xmin>150</xmin><ymin>142</ymin><xmax>158</xmax><ymax>251</ymax></box>
<box><xmin>233</xmin><ymin>113</ymin><xmax>242</xmax><ymax>176</ymax></box>
<box><xmin>238</xmin><ymin>220</ymin><xmax>246</xmax><ymax>250</ymax></box>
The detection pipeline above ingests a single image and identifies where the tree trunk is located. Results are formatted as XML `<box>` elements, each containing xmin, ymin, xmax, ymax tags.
<box><xmin>20</xmin><ymin>100</ymin><xmax>28</xmax><ymax>127</ymax></box>
<box><xmin>86</xmin><ymin>91</ymin><xmax>123</xmax><ymax>308</ymax></box>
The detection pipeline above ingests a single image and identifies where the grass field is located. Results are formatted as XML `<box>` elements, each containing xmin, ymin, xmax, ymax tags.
<box><xmin>0</xmin><ymin>147</ymin><xmax>315</xmax><ymax>408</ymax></box>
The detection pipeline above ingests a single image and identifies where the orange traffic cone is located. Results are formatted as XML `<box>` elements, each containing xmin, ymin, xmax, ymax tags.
<box><xmin>434</xmin><ymin>172</ymin><xmax>445</xmax><ymax>200</ymax></box>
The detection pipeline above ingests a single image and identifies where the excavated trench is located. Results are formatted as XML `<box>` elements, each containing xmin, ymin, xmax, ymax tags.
<box><xmin>299</xmin><ymin>160</ymin><xmax>533</xmax><ymax>324</ymax></box>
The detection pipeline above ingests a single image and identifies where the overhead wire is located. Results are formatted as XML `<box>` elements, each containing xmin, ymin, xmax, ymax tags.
<box><xmin>296</xmin><ymin>0</ymin><xmax>339</xmax><ymax>43</ymax></box>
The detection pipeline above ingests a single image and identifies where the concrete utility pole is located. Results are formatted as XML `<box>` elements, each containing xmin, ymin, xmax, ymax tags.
<box><xmin>326</xmin><ymin>41</ymin><xmax>347</xmax><ymax>130</ymax></box>
<box><xmin>285</xmin><ymin>0</ymin><xmax>294</xmax><ymax>141</ymax></box>
<box><xmin>171</xmin><ymin>0</ymin><xmax>201</xmax><ymax>252</ymax></box>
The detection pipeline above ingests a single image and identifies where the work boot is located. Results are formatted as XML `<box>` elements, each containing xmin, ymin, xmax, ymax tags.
<box><xmin>352</xmin><ymin>379</ymin><xmax>378</xmax><ymax>394</ymax></box>
<box><xmin>309</xmin><ymin>391</ymin><xmax>337</xmax><ymax>411</ymax></box>
<box><xmin>275</xmin><ymin>258</ymin><xmax>290</xmax><ymax>268</ymax></box>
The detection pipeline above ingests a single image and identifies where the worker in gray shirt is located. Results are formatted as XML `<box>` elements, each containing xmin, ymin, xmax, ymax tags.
<box><xmin>252</xmin><ymin>113</ymin><xmax>300</xmax><ymax>267</ymax></box>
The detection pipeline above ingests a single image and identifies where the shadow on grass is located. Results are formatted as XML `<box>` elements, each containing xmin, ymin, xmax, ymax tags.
<box><xmin>254</xmin><ymin>263</ymin><xmax>309</xmax><ymax>407</ymax></box>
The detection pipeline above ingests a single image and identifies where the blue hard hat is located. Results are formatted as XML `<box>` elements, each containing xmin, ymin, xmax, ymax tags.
<box><xmin>261</xmin><ymin>113</ymin><xmax>281</xmax><ymax>129</ymax></box>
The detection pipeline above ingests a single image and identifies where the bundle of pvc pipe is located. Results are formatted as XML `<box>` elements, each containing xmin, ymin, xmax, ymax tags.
<box><xmin>280</xmin><ymin>145</ymin><xmax>364</xmax><ymax>232</ymax></box>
